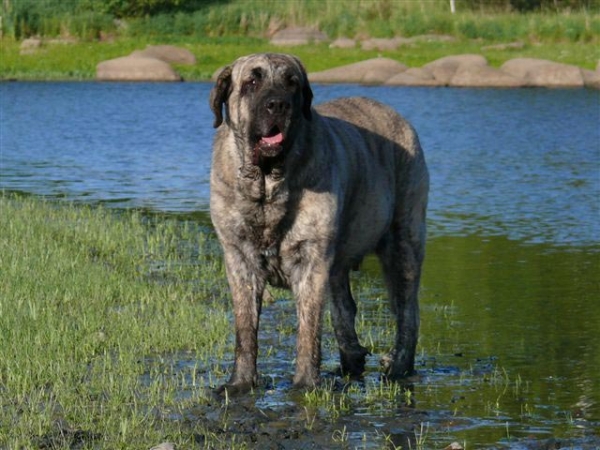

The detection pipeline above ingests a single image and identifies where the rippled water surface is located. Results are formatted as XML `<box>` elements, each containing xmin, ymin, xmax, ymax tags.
<box><xmin>1</xmin><ymin>82</ymin><xmax>599</xmax><ymax>448</ymax></box>
<box><xmin>2</xmin><ymin>82</ymin><xmax>598</xmax><ymax>245</ymax></box>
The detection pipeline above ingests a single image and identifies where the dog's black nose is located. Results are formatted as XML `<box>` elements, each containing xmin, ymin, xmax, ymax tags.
<box><xmin>265</xmin><ymin>98</ymin><xmax>291</xmax><ymax>115</ymax></box>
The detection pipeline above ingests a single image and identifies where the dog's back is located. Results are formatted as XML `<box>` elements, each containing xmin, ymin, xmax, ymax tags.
<box><xmin>312</xmin><ymin>97</ymin><xmax>429</xmax><ymax>267</ymax></box>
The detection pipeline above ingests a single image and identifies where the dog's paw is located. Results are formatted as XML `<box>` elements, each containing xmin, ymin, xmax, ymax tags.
<box><xmin>380</xmin><ymin>353</ymin><xmax>394</xmax><ymax>374</ymax></box>
<box><xmin>214</xmin><ymin>380</ymin><xmax>255</xmax><ymax>397</ymax></box>
<box><xmin>339</xmin><ymin>345</ymin><xmax>370</xmax><ymax>378</ymax></box>
<box><xmin>380</xmin><ymin>350</ymin><xmax>418</xmax><ymax>381</ymax></box>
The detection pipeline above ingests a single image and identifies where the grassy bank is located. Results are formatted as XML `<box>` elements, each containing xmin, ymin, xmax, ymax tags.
<box><xmin>0</xmin><ymin>194</ymin><xmax>405</xmax><ymax>448</ymax></box>
<box><xmin>1</xmin><ymin>194</ymin><xmax>593</xmax><ymax>448</ymax></box>
<box><xmin>1</xmin><ymin>34</ymin><xmax>598</xmax><ymax>82</ymax></box>
<box><xmin>0</xmin><ymin>195</ymin><xmax>487</xmax><ymax>447</ymax></box>
<box><xmin>0</xmin><ymin>195</ymin><xmax>424</xmax><ymax>448</ymax></box>
<box><xmin>0</xmin><ymin>194</ymin><xmax>231</xmax><ymax>448</ymax></box>
<box><xmin>0</xmin><ymin>0</ymin><xmax>598</xmax><ymax>80</ymax></box>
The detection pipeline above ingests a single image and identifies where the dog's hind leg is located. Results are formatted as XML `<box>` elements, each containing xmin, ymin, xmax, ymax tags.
<box><xmin>376</xmin><ymin>223</ymin><xmax>425</xmax><ymax>379</ymax></box>
<box><xmin>330</xmin><ymin>269</ymin><xmax>369</xmax><ymax>378</ymax></box>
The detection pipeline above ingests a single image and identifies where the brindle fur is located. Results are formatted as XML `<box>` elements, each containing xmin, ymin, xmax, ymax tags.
<box><xmin>209</xmin><ymin>53</ymin><xmax>428</xmax><ymax>394</ymax></box>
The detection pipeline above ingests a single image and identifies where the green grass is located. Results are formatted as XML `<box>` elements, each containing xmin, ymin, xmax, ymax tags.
<box><xmin>3</xmin><ymin>0</ymin><xmax>599</xmax><ymax>42</ymax></box>
<box><xmin>0</xmin><ymin>193</ymin><xmax>230</xmax><ymax>448</ymax></box>
<box><xmin>1</xmin><ymin>34</ymin><xmax>598</xmax><ymax>82</ymax></box>
<box><xmin>0</xmin><ymin>193</ymin><xmax>425</xmax><ymax>448</ymax></box>
<box><xmin>1</xmin><ymin>0</ymin><xmax>598</xmax><ymax>80</ymax></box>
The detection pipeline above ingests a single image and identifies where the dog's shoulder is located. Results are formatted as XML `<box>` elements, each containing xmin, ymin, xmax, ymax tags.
<box><xmin>315</xmin><ymin>97</ymin><xmax>421</xmax><ymax>157</ymax></box>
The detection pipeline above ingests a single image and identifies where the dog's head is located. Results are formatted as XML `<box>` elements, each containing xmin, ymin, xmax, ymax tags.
<box><xmin>210</xmin><ymin>53</ymin><xmax>313</xmax><ymax>165</ymax></box>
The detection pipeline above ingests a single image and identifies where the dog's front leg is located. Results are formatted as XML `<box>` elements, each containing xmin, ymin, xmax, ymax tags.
<box><xmin>217</xmin><ymin>245</ymin><xmax>265</xmax><ymax>395</ymax></box>
<box><xmin>291</xmin><ymin>257</ymin><xmax>330</xmax><ymax>389</ymax></box>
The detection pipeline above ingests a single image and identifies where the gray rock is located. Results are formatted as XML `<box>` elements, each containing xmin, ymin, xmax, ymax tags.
<box><xmin>422</xmin><ymin>54</ymin><xmax>488</xmax><ymax>85</ymax></box>
<box><xmin>329</xmin><ymin>37</ymin><xmax>356</xmax><ymax>49</ymax></box>
<box><xmin>582</xmin><ymin>69</ymin><xmax>600</xmax><ymax>89</ymax></box>
<box><xmin>385</xmin><ymin>68</ymin><xmax>442</xmax><ymax>86</ymax></box>
<box><xmin>150</xmin><ymin>443</ymin><xmax>175</xmax><ymax>450</ymax></box>
<box><xmin>96</xmin><ymin>56</ymin><xmax>182</xmax><ymax>81</ymax></box>
<box><xmin>500</xmin><ymin>58</ymin><xmax>584</xmax><ymax>88</ymax></box>
<box><xmin>309</xmin><ymin>58</ymin><xmax>407</xmax><ymax>85</ymax></box>
<box><xmin>20</xmin><ymin>37</ymin><xmax>42</xmax><ymax>55</ymax></box>
<box><xmin>411</xmin><ymin>34</ymin><xmax>456</xmax><ymax>43</ymax></box>
<box><xmin>270</xmin><ymin>27</ymin><xmax>328</xmax><ymax>46</ymax></box>
<box><xmin>361</xmin><ymin>34</ymin><xmax>455</xmax><ymax>51</ymax></box>
<box><xmin>450</xmin><ymin>64</ymin><xmax>526</xmax><ymax>88</ymax></box>
<box><xmin>130</xmin><ymin>45</ymin><xmax>196</xmax><ymax>65</ymax></box>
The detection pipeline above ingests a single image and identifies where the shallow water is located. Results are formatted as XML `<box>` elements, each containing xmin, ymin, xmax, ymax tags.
<box><xmin>1</xmin><ymin>81</ymin><xmax>599</xmax><ymax>447</ymax></box>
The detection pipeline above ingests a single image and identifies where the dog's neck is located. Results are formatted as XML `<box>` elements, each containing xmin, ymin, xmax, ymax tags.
<box><xmin>237</xmin><ymin>160</ymin><xmax>287</xmax><ymax>204</ymax></box>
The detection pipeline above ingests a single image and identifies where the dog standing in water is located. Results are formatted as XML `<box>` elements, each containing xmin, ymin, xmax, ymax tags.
<box><xmin>209</xmin><ymin>53</ymin><xmax>429</xmax><ymax>394</ymax></box>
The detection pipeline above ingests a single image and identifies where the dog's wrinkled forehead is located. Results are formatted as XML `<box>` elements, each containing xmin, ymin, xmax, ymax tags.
<box><xmin>232</xmin><ymin>53</ymin><xmax>304</xmax><ymax>84</ymax></box>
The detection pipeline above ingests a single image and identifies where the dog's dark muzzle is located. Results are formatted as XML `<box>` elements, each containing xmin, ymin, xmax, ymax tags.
<box><xmin>265</xmin><ymin>96</ymin><xmax>291</xmax><ymax>117</ymax></box>
<box><xmin>251</xmin><ymin>93</ymin><xmax>294</xmax><ymax>163</ymax></box>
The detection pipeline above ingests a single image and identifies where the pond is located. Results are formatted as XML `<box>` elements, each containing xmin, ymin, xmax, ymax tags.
<box><xmin>1</xmin><ymin>81</ymin><xmax>599</xmax><ymax>448</ymax></box>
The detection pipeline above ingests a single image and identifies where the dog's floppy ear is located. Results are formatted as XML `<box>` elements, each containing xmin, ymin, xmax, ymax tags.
<box><xmin>210</xmin><ymin>65</ymin><xmax>233</xmax><ymax>128</ymax></box>
<box><xmin>291</xmin><ymin>55</ymin><xmax>313</xmax><ymax>121</ymax></box>
<box><xmin>302</xmin><ymin>78</ymin><xmax>313</xmax><ymax>121</ymax></box>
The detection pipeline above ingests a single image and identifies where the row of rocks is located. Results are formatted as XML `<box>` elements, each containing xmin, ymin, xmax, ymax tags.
<box><xmin>269</xmin><ymin>27</ymin><xmax>598</xmax><ymax>88</ymax></box>
<box><xmin>309</xmin><ymin>55</ymin><xmax>600</xmax><ymax>89</ymax></box>
<box><xmin>93</xmin><ymin>44</ymin><xmax>599</xmax><ymax>89</ymax></box>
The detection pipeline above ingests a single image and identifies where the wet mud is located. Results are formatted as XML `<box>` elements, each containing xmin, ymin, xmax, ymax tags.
<box><xmin>145</xmin><ymin>293</ymin><xmax>600</xmax><ymax>450</ymax></box>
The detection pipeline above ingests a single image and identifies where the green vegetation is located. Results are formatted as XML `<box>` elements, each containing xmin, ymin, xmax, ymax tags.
<box><xmin>0</xmin><ymin>193</ymin><xmax>231</xmax><ymax>448</ymax></box>
<box><xmin>1</xmin><ymin>190</ymin><xmax>598</xmax><ymax>447</ymax></box>
<box><xmin>0</xmin><ymin>194</ymin><xmax>447</xmax><ymax>448</ymax></box>
<box><xmin>2</xmin><ymin>0</ymin><xmax>599</xmax><ymax>40</ymax></box>
<box><xmin>1</xmin><ymin>194</ymin><xmax>417</xmax><ymax>448</ymax></box>
<box><xmin>0</xmin><ymin>0</ymin><xmax>599</xmax><ymax>80</ymax></box>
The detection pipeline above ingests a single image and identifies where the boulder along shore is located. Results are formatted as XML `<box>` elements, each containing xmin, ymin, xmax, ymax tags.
<box><xmin>93</xmin><ymin>43</ymin><xmax>599</xmax><ymax>89</ymax></box>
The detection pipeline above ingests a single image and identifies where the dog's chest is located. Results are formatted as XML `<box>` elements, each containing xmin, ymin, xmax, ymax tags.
<box><xmin>249</xmin><ymin>200</ymin><xmax>292</xmax><ymax>288</ymax></box>
<box><xmin>234</xmin><ymin>171</ymin><xmax>298</xmax><ymax>285</ymax></box>
<box><xmin>237</xmin><ymin>164</ymin><xmax>285</xmax><ymax>202</ymax></box>
<box><xmin>236</xmin><ymin>171</ymin><xmax>290</xmax><ymax>246</ymax></box>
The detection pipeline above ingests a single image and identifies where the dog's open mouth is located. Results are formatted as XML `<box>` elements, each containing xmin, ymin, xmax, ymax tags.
<box><xmin>260</xmin><ymin>126</ymin><xmax>284</xmax><ymax>147</ymax></box>
<box><xmin>253</xmin><ymin>125</ymin><xmax>285</xmax><ymax>164</ymax></box>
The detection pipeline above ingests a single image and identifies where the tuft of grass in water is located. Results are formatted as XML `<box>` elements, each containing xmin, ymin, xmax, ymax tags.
<box><xmin>0</xmin><ymin>193</ymin><xmax>230</xmax><ymax>448</ymax></box>
<box><xmin>412</xmin><ymin>421</ymin><xmax>430</xmax><ymax>450</ymax></box>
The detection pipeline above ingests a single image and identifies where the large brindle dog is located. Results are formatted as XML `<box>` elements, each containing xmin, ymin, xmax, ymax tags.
<box><xmin>210</xmin><ymin>53</ymin><xmax>428</xmax><ymax>394</ymax></box>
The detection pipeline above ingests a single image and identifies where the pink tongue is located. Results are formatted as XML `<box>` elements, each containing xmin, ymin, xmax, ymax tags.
<box><xmin>260</xmin><ymin>132</ymin><xmax>284</xmax><ymax>145</ymax></box>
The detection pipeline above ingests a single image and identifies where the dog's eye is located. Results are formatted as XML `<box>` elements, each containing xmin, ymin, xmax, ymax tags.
<box><xmin>242</xmin><ymin>75</ymin><xmax>261</xmax><ymax>96</ymax></box>
<box><xmin>251</xmin><ymin>68</ymin><xmax>263</xmax><ymax>80</ymax></box>
<box><xmin>242</xmin><ymin>68</ymin><xmax>264</xmax><ymax>93</ymax></box>
<box><xmin>287</xmin><ymin>75</ymin><xmax>300</xmax><ymax>89</ymax></box>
